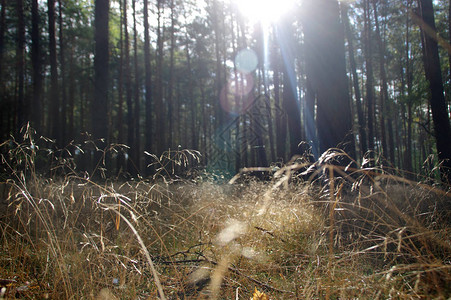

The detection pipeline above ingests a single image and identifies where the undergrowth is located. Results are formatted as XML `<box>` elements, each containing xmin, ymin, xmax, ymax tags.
<box><xmin>0</xmin><ymin>127</ymin><xmax>450</xmax><ymax>299</ymax></box>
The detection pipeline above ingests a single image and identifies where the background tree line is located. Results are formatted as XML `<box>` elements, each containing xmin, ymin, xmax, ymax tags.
<box><xmin>1</xmin><ymin>0</ymin><xmax>450</xmax><ymax>182</ymax></box>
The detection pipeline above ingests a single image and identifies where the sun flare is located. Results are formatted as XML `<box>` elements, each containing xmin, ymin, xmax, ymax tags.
<box><xmin>233</xmin><ymin>0</ymin><xmax>296</xmax><ymax>24</ymax></box>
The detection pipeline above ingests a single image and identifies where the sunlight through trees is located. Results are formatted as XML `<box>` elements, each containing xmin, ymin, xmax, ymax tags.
<box><xmin>0</xmin><ymin>0</ymin><xmax>450</xmax><ymax>182</ymax></box>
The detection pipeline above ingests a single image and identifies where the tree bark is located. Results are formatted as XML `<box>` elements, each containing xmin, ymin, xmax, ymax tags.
<box><xmin>123</xmin><ymin>0</ymin><xmax>134</xmax><ymax>173</ymax></box>
<box><xmin>448</xmin><ymin>0</ymin><xmax>451</xmax><ymax>117</ymax></box>
<box><xmin>212</xmin><ymin>0</ymin><xmax>224</xmax><ymax>149</ymax></box>
<box><xmin>58</xmin><ymin>0</ymin><xmax>68</xmax><ymax>145</ymax></box>
<box><xmin>272</xmin><ymin>41</ymin><xmax>286</xmax><ymax>161</ymax></box>
<box><xmin>67</xmin><ymin>34</ymin><xmax>75</xmax><ymax>145</ymax></box>
<box><xmin>0</xmin><ymin>0</ymin><xmax>5</xmax><ymax>93</ymax></box>
<box><xmin>16</xmin><ymin>0</ymin><xmax>26</xmax><ymax>132</ymax></box>
<box><xmin>418</xmin><ymin>0</ymin><xmax>451</xmax><ymax>184</ymax></box>
<box><xmin>278</xmin><ymin>18</ymin><xmax>303</xmax><ymax>159</ymax></box>
<box><xmin>342</xmin><ymin>3</ymin><xmax>368</xmax><ymax>156</ymax></box>
<box><xmin>48</xmin><ymin>0</ymin><xmax>61</xmax><ymax>141</ymax></box>
<box><xmin>257</xmin><ymin>23</ymin><xmax>276</xmax><ymax>164</ymax></box>
<box><xmin>167</xmin><ymin>0</ymin><xmax>176</xmax><ymax>149</ymax></box>
<box><xmin>404</xmin><ymin>0</ymin><xmax>413</xmax><ymax>172</ymax></box>
<box><xmin>143</xmin><ymin>0</ymin><xmax>152</xmax><ymax>161</ymax></box>
<box><xmin>31</xmin><ymin>0</ymin><xmax>43</xmax><ymax>131</ymax></box>
<box><xmin>373</xmin><ymin>0</ymin><xmax>395</xmax><ymax>163</ymax></box>
<box><xmin>155</xmin><ymin>0</ymin><xmax>165</xmax><ymax>156</ymax></box>
<box><xmin>364</xmin><ymin>0</ymin><xmax>376</xmax><ymax>161</ymax></box>
<box><xmin>93</xmin><ymin>0</ymin><xmax>109</xmax><ymax>146</ymax></box>
<box><xmin>303</xmin><ymin>0</ymin><xmax>355</xmax><ymax>160</ymax></box>
<box><xmin>132</xmin><ymin>0</ymin><xmax>141</xmax><ymax>172</ymax></box>
<box><xmin>185</xmin><ymin>33</ymin><xmax>197</xmax><ymax>151</ymax></box>
<box><xmin>117</xmin><ymin>0</ymin><xmax>125</xmax><ymax>171</ymax></box>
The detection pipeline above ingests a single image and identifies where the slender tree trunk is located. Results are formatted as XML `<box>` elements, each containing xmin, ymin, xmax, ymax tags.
<box><xmin>272</xmin><ymin>42</ymin><xmax>286</xmax><ymax>161</ymax></box>
<box><xmin>79</xmin><ymin>59</ymin><xmax>85</xmax><ymax>132</ymax></box>
<box><xmin>16</xmin><ymin>0</ymin><xmax>26</xmax><ymax>132</ymax></box>
<box><xmin>372</xmin><ymin>1</ymin><xmax>387</xmax><ymax>159</ymax></box>
<box><xmin>364</xmin><ymin>0</ymin><xmax>376</xmax><ymax>160</ymax></box>
<box><xmin>117</xmin><ymin>0</ymin><xmax>125</xmax><ymax>171</ymax></box>
<box><xmin>373</xmin><ymin>0</ymin><xmax>395</xmax><ymax>163</ymax></box>
<box><xmin>58</xmin><ymin>0</ymin><xmax>67</xmax><ymax>145</ymax></box>
<box><xmin>263</xmin><ymin>72</ymin><xmax>276</xmax><ymax>163</ymax></box>
<box><xmin>48</xmin><ymin>0</ymin><xmax>60</xmax><ymax>141</ymax></box>
<box><xmin>404</xmin><ymin>0</ymin><xmax>413</xmax><ymax>172</ymax></box>
<box><xmin>68</xmin><ymin>38</ymin><xmax>75</xmax><ymax>143</ymax></box>
<box><xmin>0</xmin><ymin>0</ymin><xmax>6</xmax><ymax>140</ymax></box>
<box><xmin>0</xmin><ymin>0</ymin><xmax>5</xmax><ymax>94</ymax></box>
<box><xmin>212</xmin><ymin>0</ymin><xmax>224</xmax><ymax>141</ymax></box>
<box><xmin>278</xmin><ymin>18</ymin><xmax>303</xmax><ymax>158</ymax></box>
<box><xmin>342</xmin><ymin>3</ymin><xmax>367</xmax><ymax>156</ymax></box>
<box><xmin>200</xmin><ymin>82</ymin><xmax>207</xmax><ymax>162</ymax></box>
<box><xmin>185</xmin><ymin>37</ymin><xmax>197</xmax><ymax>151</ymax></box>
<box><xmin>132</xmin><ymin>0</ymin><xmax>140</xmax><ymax>172</ymax></box>
<box><xmin>31</xmin><ymin>0</ymin><xmax>43</xmax><ymax>131</ymax></box>
<box><xmin>221</xmin><ymin>13</ymin><xmax>231</xmax><ymax>167</ymax></box>
<box><xmin>167</xmin><ymin>0</ymin><xmax>175</xmax><ymax>149</ymax></box>
<box><xmin>87</xmin><ymin>0</ymin><xmax>109</xmax><ymax>174</ymax></box>
<box><xmin>230</xmin><ymin>14</ymin><xmax>241</xmax><ymax>171</ymax></box>
<box><xmin>302</xmin><ymin>12</ymin><xmax>318</xmax><ymax>160</ymax></box>
<box><xmin>304</xmin><ymin>78</ymin><xmax>317</xmax><ymax>159</ymax></box>
<box><xmin>448</xmin><ymin>0</ymin><xmax>451</xmax><ymax>117</ymax></box>
<box><xmin>418</xmin><ymin>0</ymin><xmax>451</xmax><ymax>184</ymax></box>
<box><xmin>176</xmin><ymin>83</ymin><xmax>182</xmax><ymax>148</ymax></box>
<box><xmin>155</xmin><ymin>0</ymin><xmax>164</xmax><ymax>156</ymax></box>
<box><xmin>143</xmin><ymin>0</ymin><xmax>152</xmax><ymax>160</ymax></box>
<box><xmin>123</xmin><ymin>0</ymin><xmax>134</xmax><ymax>173</ymax></box>
<box><xmin>257</xmin><ymin>25</ymin><xmax>276</xmax><ymax>164</ymax></box>
<box><xmin>93</xmin><ymin>0</ymin><xmax>109</xmax><ymax>147</ymax></box>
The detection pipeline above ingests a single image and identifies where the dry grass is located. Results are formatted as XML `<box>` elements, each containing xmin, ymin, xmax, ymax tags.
<box><xmin>0</xmin><ymin>130</ymin><xmax>450</xmax><ymax>299</ymax></box>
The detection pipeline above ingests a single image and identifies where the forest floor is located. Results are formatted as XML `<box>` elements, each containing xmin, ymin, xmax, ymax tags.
<box><xmin>0</xmin><ymin>140</ymin><xmax>450</xmax><ymax>299</ymax></box>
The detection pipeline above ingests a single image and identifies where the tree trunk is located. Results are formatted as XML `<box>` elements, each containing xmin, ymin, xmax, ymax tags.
<box><xmin>448</xmin><ymin>0</ymin><xmax>451</xmax><ymax>117</ymax></box>
<box><xmin>364</xmin><ymin>0</ymin><xmax>376</xmax><ymax>160</ymax></box>
<box><xmin>257</xmin><ymin>26</ymin><xmax>276</xmax><ymax>164</ymax></box>
<box><xmin>31</xmin><ymin>0</ymin><xmax>43</xmax><ymax>131</ymax></box>
<box><xmin>404</xmin><ymin>0</ymin><xmax>413</xmax><ymax>172</ymax></box>
<box><xmin>48</xmin><ymin>0</ymin><xmax>60</xmax><ymax>140</ymax></box>
<box><xmin>272</xmin><ymin>42</ymin><xmax>286</xmax><ymax>161</ymax></box>
<box><xmin>303</xmin><ymin>0</ymin><xmax>355</xmax><ymax>160</ymax></box>
<box><xmin>342</xmin><ymin>3</ymin><xmax>367</xmax><ymax>156</ymax></box>
<box><xmin>0</xmin><ymin>0</ymin><xmax>5</xmax><ymax>94</ymax></box>
<box><xmin>132</xmin><ymin>0</ymin><xmax>140</xmax><ymax>172</ymax></box>
<box><xmin>185</xmin><ymin>35</ymin><xmax>197</xmax><ymax>151</ymax></box>
<box><xmin>212</xmin><ymin>0</ymin><xmax>224</xmax><ymax>147</ymax></box>
<box><xmin>117</xmin><ymin>0</ymin><xmax>125</xmax><ymax>171</ymax></box>
<box><xmin>155</xmin><ymin>0</ymin><xmax>164</xmax><ymax>156</ymax></box>
<box><xmin>418</xmin><ymin>0</ymin><xmax>451</xmax><ymax>184</ymax></box>
<box><xmin>67</xmin><ymin>36</ymin><xmax>75</xmax><ymax>145</ymax></box>
<box><xmin>143</xmin><ymin>0</ymin><xmax>152</xmax><ymax>162</ymax></box>
<box><xmin>373</xmin><ymin>0</ymin><xmax>395</xmax><ymax>163</ymax></box>
<box><xmin>123</xmin><ymin>0</ymin><xmax>134</xmax><ymax>173</ymax></box>
<box><xmin>0</xmin><ymin>0</ymin><xmax>6</xmax><ymax>140</ymax></box>
<box><xmin>167</xmin><ymin>0</ymin><xmax>175</xmax><ymax>149</ymax></box>
<box><xmin>278</xmin><ymin>18</ymin><xmax>303</xmax><ymax>159</ymax></box>
<box><xmin>92</xmin><ymin>0</ymin><xmax>109</xmax><ymax>149</ymax></box>
<box><xmin>200</xmin><ymin>82</ymin><xmax>207</xmax><ymax>162</ymax></box>
<box><xmin>17</xmin><ymin>0</ymin><xmax>26</xmax><ymax>132</ymax></box>
<box><xmin>58</xmin><ymin>0</ymin><xmax>67</xmax><ymax>145</ymax></box>
<box><xmin>304</xmin><ymin>78</ymin><xmax>317</xmax><ymax>159</ymax></box>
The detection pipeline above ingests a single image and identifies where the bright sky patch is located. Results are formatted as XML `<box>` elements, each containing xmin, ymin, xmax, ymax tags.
<box><xmin>233</xmin><ymin>0</ymin><xmax>296</xmax><ymax>24</ymax></box>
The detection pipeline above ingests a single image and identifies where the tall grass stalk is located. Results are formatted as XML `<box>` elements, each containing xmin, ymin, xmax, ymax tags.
<box><xmin>1</xmin><ymin>130</ymin><xmax>450</xmax><ymax>299</ymax></box>
<box><xmin>106</xmin><ymin>208</ymin><xmax>166</xmax><ymax>300</ymax></box>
